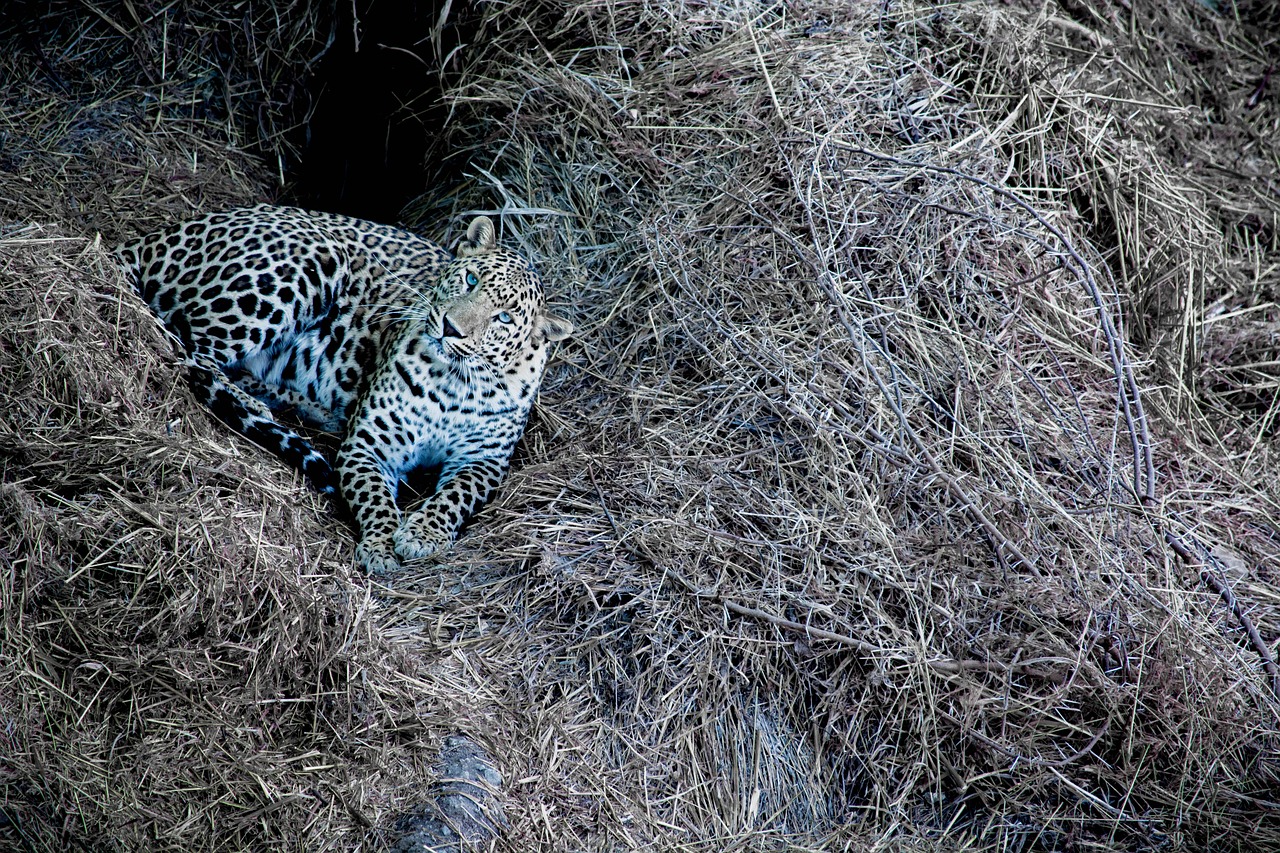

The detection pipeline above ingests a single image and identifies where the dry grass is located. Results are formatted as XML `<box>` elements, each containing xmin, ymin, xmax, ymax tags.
<box><xmin>3</xmin><ymin>0</ymin><xmax>1280</xmax><ymax>851</ymax></box>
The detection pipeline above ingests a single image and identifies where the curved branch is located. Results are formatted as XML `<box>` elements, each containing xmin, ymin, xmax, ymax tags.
<box><xmin>820</xmin><ymin>142</ymin><xmax>1279</xmax><ymax>697</ymax></box>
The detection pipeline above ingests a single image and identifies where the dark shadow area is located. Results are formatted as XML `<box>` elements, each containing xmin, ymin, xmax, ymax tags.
<box><xmin>285</xmin><ymin>0</ymin><xmax>480</xmax><ymax>223</ymax></box>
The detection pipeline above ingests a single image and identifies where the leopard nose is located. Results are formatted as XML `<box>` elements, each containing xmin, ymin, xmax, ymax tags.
<box><xmin>441</xmin><ymin>315</ymin><xmax>465</xmax><ymax>338</ymax></box>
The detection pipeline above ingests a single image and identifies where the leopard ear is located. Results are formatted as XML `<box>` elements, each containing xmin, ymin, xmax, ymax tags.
<box><xmin>457</xmin><ymin>216</ymin><xmax>496</xmax><ymax>256</ymax></box>
<box><xmin>540</xmin><ymin>311</ymin><xmax>573</xmax><ymax>342</ymax></box>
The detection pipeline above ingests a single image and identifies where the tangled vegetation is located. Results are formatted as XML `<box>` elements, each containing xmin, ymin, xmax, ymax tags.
<box><xmin>2</xmin><ymin>0</ymin><xmax>1278</xmax><ymax>850</ymax></box>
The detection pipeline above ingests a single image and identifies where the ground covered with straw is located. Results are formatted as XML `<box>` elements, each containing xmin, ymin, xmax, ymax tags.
<box><xmin>2</xmin><ymin>0</ymin><xmax>1279</xmax><ymax>850</ymax></box>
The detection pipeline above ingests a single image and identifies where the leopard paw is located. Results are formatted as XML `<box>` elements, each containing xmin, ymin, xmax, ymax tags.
<box><xmin>393</xmin><ymin>523</ymin><xmax>452</xmax><ymax>562</ymax></box>
<box><xmin>355</xmin><ymin>537</ymin><xmax>401</xmax><ymax>575</ymax></box>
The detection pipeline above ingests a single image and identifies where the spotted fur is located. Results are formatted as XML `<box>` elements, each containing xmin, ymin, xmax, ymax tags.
<box><xmin>118</xmin><ymin>204</ymin><xmax>572</xmax><ymax>573</ymax></box>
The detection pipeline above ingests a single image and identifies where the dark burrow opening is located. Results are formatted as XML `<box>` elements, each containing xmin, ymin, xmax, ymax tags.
<box><xmin>283</xmin><ymin>0</ymin><xmax>482</xmax><ymax>223</ymax></box>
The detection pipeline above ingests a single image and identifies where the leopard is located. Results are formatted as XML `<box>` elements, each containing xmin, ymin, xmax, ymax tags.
<box><xmin>117</xmin><ymin>204</ymin><xmax>572</xmax><ymax>574</ymax></box>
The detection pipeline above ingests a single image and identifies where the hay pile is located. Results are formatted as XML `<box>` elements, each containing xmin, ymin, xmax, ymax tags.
<box><xmin>3</xmin><ymin>0</ymin><xmax>1279</xmax><ymax>850</ymax></box>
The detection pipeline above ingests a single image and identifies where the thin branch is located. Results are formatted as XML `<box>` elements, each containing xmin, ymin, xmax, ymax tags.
<box><xmin>825</xmin><ymin>143</ymin><xmax>1279</xmax><ymax>697</ymax></box>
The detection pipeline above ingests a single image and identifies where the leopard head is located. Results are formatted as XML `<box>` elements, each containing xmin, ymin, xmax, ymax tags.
<box><xmin>427</xmin><ymin>216</ymin><xmax>572</xmax><ymax>373</ymax></box>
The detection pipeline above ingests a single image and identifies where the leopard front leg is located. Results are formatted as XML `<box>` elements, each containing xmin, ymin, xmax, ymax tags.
<box><xmin>393</xmin><ymin>457</ymin><xmax>508</xmax><ymax>562</ymax></box>
<box><xmin>336</xmin><ymin>438</ymin><xmax>404</xmax><ymax>574</ymax></box>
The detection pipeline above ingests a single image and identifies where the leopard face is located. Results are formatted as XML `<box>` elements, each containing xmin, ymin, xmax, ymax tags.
<box><xmin>423</xmin><ymin>250</ymin><xmax>572</xmax><ymax>373</ymax></box>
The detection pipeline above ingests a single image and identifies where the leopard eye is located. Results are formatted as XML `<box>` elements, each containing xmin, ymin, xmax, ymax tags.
<box><xmin>495</xmin><ymin>310</ymin><xmax>513</xmax><ymax>324</ymax></box>
<box><xmin>465</xmin><ymin>271</ymin><xmax>479</xmax><ymax>289</ymax></box>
